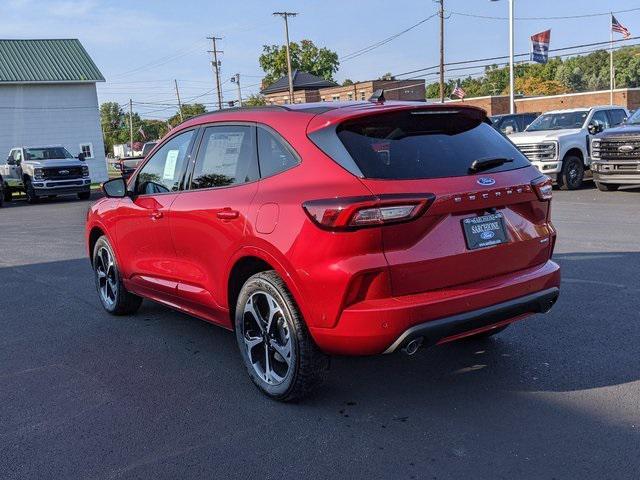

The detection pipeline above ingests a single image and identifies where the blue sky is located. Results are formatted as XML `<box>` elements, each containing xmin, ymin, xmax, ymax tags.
<box><xmin>2</xmin><ymin>0</ymin><xmax>639</xmax><ymax>119</ymax></box>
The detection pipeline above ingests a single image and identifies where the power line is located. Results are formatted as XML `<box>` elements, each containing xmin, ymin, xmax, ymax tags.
<box><xmin>448</xmin><ymin>6</ymin><xmax>640</xmax><ymax>21</ymax></box>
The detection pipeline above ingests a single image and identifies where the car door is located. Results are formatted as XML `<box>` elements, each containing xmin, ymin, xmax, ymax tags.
<box><xmin>114</xmin><ymin>129</ymin><xmax>196</xmax><ymax>297</ymax></box>
<box><xmin>169</xmin><ymin>123</ymin><xmax>259</xmax><ymax>324</ymax></box>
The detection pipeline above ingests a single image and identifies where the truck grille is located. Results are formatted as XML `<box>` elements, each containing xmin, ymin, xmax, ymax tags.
<box><xmin>594</xmin><ymin>137</ymin><xmax>640</xmax><ymax>161</ymax></box>
<box><xmin>42</xmin><ymin>167</ymin><xmax>83</xmax><ymax>180</ymax></box>
<box><xmin>515</xmin><ymin>142</ymin><xmax>557</xmax><ymax>161</ymax></box>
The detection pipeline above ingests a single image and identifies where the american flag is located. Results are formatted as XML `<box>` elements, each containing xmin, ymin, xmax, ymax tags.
<box><xmin>452</xmin><ymin>83</ymin><xmax>466</xmax><ymax>99</ymax></box>
<box><xmin>612</xmin><ymin>15</ymin><xmax>631</xmax><ymax>39</ymax></box>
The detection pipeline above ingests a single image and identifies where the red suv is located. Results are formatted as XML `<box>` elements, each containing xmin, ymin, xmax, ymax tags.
<box><xmin>87</xmin><ymin>100</ymin><xmax>560</xmax><ymax>401</ymax></box>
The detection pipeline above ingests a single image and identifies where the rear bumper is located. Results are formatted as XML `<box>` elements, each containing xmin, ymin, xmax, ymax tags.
<box><xmin>309</xmin><ymin>260</ymin><xmax>561</xmax><ymax>355</ymax></box>
<box><xmin>383</xmin><ymin>287</ymin><xmax>559</xmax><ymax>353</ymax></box>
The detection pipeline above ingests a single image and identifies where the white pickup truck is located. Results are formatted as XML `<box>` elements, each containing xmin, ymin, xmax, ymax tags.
<box><xmin>0</xmin><ymin>145</ymin><xmax>92</xmax><ymax>203</ymax></box>
<box><xmin>509</xmin><ymin>106</ymin><xmax>628</xmax><ymax>190</ymax></box>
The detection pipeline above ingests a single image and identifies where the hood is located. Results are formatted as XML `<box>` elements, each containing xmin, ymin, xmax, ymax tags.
<box><xmin>598</xmin><ymin>123</ymin><xmax>640</xmax><ymax>138</ymax></box>
<box><xmin>24</xmin><ymin>159</ymin><xmax>84</xmax><ymax>168</ymax></box>
<box><xmin>509</xmin><ymin>128</ymin><xmax>582</xmax><ymax>144</ymax></box>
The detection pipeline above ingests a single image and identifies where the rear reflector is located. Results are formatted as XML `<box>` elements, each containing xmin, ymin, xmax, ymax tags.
<box><xmin>532</xmin><ymin>175</ymin><xmax>553</xmax><ymax>201</ymax></box>
<box><xmin>303</xmin><ymin>194</ymin><xmax>435</xmax><ymax>230</ymax></box>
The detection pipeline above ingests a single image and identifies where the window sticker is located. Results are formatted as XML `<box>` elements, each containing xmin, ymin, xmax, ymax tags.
<box><xmin>163</xmin><ymin>150</ymin><xmax>179</xmax><ymax>180</ymax></box>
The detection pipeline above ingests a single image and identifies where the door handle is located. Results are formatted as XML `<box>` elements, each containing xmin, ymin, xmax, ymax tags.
<box><xmin>150</xmin><ymin>210</ymin><xmax>163</xmax><ymax>220</ymax></box>
<box><xmin>216</xmin><ymin>208</ymin><xmax>239</xmax><ymax>220</ymax></box>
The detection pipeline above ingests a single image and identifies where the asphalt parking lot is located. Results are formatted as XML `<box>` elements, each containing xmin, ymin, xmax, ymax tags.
<box><xmin>1</xmin><ymin>186</ymin><xmax>639</xmax><ymax>480</ymax></box>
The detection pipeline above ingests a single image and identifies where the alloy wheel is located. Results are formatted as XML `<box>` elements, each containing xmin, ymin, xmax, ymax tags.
<box><xmin>95</xmin><ymin>246</ymin><xmax>118</xmax><ymax>307</ymax></box>
<box><xmin>241</xmin><ymin>291</ymin><xmax>292</xmax><ymax>385</ymax></box>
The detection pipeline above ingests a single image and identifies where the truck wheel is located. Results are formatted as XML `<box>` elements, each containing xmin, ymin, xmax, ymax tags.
<box><xmin>2</xmin><ymin>184</ymin><xmax>10</xmax><ymax>202</ymax></box>
<box><xmin>78</xmin><ymin>191</ymin><xmax>91</xmax><ymax>200</ymax></box>
<box><xmin>93</xmin><ymin>236</ymin><xmax>142</xmax><ymax>315</ymax></box>
<box><xmin>235</xmin><ymin>271</ymin><xmax>329</xmax><ymax>402</ymax></box>
<box><xmin>558</xmin><ymin>156</ymin><xmax>584</xmax><ymax>190</ymax></box>
<box><xmin>596</xmin><ymin>182</ymin><xmax>619</xmax><ymax>192</ymax></box>
<box><xmin>25</xmin><ymin>179</ymin><xmax>40</xmax><ymax>204</ymax></box>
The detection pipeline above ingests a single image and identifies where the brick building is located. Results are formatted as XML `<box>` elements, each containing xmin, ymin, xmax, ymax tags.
<box><xmin>445</xmin><ymin>87</ymin><xmax>640</xmax><ymax>115</ymax></box>
<box><xmin>262</xmin><ymin>71</ymin><xmax>426</xmax><ymax>105</ymax></box>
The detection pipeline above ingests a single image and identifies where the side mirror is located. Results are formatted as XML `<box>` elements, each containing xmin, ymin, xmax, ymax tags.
<box><xmin>102</xmin><ymin>177</ymin><xmax>128</xmax><ymax>198</ymax></box>
<box><xmin>6</xmin><ymin>156</ymin><xmax>15</xmax><ymax>165</ymax></box>
<box><xmin>504</xmin><ymin>125</ymin><xmax>515</xmax><ymax>135</ymax></box>
<box><xmin>588</xmin><ymin>122</ymin><xmax>604</xmax><ymax>135</ymax></box>
<box><xmin>77</xmin><ymin>152</ymin><xmax>86</xmax><ymax>161</ymax></box>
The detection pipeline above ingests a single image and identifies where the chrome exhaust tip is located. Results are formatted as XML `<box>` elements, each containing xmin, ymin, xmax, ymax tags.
<box><xmin>402</xmin><ymin>337</ymin><xmax>424</xmax><ymax>356</ymax></box>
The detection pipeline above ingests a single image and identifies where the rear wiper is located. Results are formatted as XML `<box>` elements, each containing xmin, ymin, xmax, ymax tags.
<box><xmin>469</xmin><ymin>157</ymin><xmax>513</xmax><ymax>173</ymax></box>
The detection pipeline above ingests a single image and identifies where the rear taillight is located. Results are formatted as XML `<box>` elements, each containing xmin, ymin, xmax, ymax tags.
<box><xmin>532</xmin><ymin>176</ymin><xmax>553</xmax><ymax>201</ymax></box>
<box><xmin>303</xmin><ymin>194</ymin><xmax>435</xmax><ymax>230</ymax></box>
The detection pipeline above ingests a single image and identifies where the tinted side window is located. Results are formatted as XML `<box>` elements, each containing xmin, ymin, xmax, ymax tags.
<box><xmin>334</xmin><ymin>109</ymin><xmax>530</xmax><ymax>180</ymax></box>
<box><xmin>190</xmin><ymin>125</ymin><xmax>258</xmax><ymax>190</ymax></box>
<box><xmin>608</xmin><ymin>109</ymin><xmax>627</xmax><ymax>126</ymax></box>
<box><xmin>257</xmin><ymin>126</ymin><xmax>299</xmax><ymax>178</ymax></box>
<box><xmin>499</xmin><ymin>117</ymin><xmax>518</xmax><ymax>134</ymax></box>
<box><xmin>136</xmin><ymin>130</ymin><xmax>194</xmax><ymax>195</ymax></box>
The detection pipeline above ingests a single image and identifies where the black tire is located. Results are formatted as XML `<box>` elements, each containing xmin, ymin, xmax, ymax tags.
<box><xmin>92</xmin><ymin>236</ymin><xmax>142</xmax><ymax>315</ymax></box>
<box><xmin>0</xmin><ymin>188</ymin><xmax>3</xmax><ymax>208</ymax></box>
<box><xmin>596</xmin><ymin>181</ymin><xmax>619</xmax><ymax>192</ymax></box>
<box><xmin>78</xmin><ymin>191</ymin><xmax>91</xmax><ymax>200</ymax></box>
<box><xmin>3</xmin><ymin>185</ymin><xmax>11</xmax><ymax>202</ymax></box>
<box><xmin>463</xmin><ymin>325</ymin><xmax>509</xmax><ymax>340</ymax></box>
<box><xmin>25</xmin><ymin>179</ymin><xmax>39</xmax><ymax>204</ymax></box>
<box><xmin>235</xmin><ymin>271</ymin><xmax>329</xmax><ymax>402</ymax></box>
<box><xmin>558</xmin><ymin>156</ymin><xmax>584</xmax><ymax>190</ymax></box>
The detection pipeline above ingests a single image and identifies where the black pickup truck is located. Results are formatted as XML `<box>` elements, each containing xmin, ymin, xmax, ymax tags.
<box><xmin>591</xmin><ymin>110</ymin><xmax>640</xmax><ymax>191</ymax></box>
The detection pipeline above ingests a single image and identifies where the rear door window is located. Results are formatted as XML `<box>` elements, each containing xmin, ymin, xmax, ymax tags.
<box><xmin>333</xmin><ymin>109</ymin><xmax>530</xmax><ymax>179</ymax></box>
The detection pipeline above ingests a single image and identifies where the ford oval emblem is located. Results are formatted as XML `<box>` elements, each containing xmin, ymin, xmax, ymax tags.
<box><xmin>480</xmin><ymin>231</ymin><xmax>495</xmax><ymax>240</ymax></box>
<box><xmin>477</xmin><ymin>177</ymin><xmax>495</xmax><ymax>186</ymax></box>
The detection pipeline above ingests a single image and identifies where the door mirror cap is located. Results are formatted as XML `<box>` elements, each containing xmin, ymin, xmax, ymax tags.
<box><xmin>588</xmin><ymin>122</ymin><xmax>604</xmax><ymax>135</ymax></box>
<box><xmin>6</xmin><ymin>156</ymin><xmax>15</xmax><ymax>165</ymax></box>
<box><xmin>77</xmin><ymin>152</ymin><xmax>86</xmax><ymax>161</ymax></box>
<box><xmin>102</xmin><ymin>177</ymin><xmax>128</xmax><ymax>198</ymax></box>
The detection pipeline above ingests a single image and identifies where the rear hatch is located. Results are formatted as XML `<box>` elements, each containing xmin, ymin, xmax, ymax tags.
<box><xmin>310</xmin><ymin>105</ymin><xmax>554</xmax><ymax>297</ymax></box>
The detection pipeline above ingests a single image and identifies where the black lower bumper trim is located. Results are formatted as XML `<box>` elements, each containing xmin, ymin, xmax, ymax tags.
<box><xmin>383</xmin><ymin>287</ymin><xmax>560</xmax><ymax>354</ymax></box>
<box><xmin>34</xmin><ymin>186</ymin><xmax>90</xmax><ymax>196</ymax></box>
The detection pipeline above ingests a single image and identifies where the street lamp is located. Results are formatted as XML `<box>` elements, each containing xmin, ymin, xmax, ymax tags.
<box><xmin>491</xmin><ymin>0</ymin><xmax>515</xmax><ymax>114</ymax></box>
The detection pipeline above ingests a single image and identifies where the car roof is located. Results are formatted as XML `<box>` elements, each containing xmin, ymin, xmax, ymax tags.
<box><xmin>544</xmin><ymin>105</ymin><xmax>627</xmax><ymax>115</ymax></box>
<box><xmin>174</xmin><ymin>100</ymin><xmax>488</xmax><ymax>135</ymax></box>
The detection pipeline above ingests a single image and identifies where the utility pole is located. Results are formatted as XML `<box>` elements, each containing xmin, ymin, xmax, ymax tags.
<box><xmin>273</xmin><ymin>12</ymin><xmax>297</xmax><ymax>104</ymax></box>
<box><xmin>508</xmin><ymin>0</ymin><xmax>515</xmax><ymax>113</ymax></box>
<box><xmin>128</xmin><ymin>98</ymin><xmax>134</xmax><ymax>156</ymax></box>
<box><xmin>438</xmin><ymin>0</ymin><xmax>445</xmax><ymax>103</ymax></box>
<box><xmin>610</xmin><ymin>12</ymin><xmax>614</xmax><ymax>105</ymax></box>
<box><xmin>207</xmin><ymin>35</ymin><xmax>224</xmax><ymax>110</ymax></box>
<box><xmin>174</xmin><ymin>79</ymin><xmax>184</xmax><ymax>122</ymax></box>
<box><xmin>231</xmin><ymin>74</ymin><xmax>243</xmax><ymax>107</ymax></box>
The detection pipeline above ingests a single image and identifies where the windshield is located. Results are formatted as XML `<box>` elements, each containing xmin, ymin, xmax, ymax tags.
<box><xmin>626</xmin><ymin>110</ymin><xmax>640</xmax><ymax>125</ymax></box>
<box><xmin>330</xmin><ymin>109</ymin><xmax>530</xmax><ymax>180</ymax></box>
<box><xmin>526</xmin><ymin>111</ymin><xmax>588</xmax><ymax>132</ymax></box>
<box><xmin>25</xmin><ymin>147</ymin><xmax>74</xmax><ymax>161</ymax></box>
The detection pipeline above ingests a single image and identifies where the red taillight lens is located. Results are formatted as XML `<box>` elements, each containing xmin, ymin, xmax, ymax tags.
<box><xmin>302</xmin><ymin>194</ymin><xmax>435</xmax><ymax>230</ymax></box>
<box><xmin>532</xmin><ymin>176</ymin><xmax>553</xmax><ymax>201</ymax></box>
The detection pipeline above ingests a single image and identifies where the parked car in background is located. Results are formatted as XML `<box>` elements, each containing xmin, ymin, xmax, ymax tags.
<box><xmin>591</xmin><ymin>108</ymin><xmax>640</xmax><ymax>191</ymax></box>
<box><xmin>87</xmin><ymin>101</ymin><xmax>560</xmax><ymax>401</ymax></box>
<box><xmin>0</xmin><ymin>146</ymin><xmax>91</xmax><ymax>203</ymax></box>
<box><xmin>110</xmin><ymin>141</ymin><xmax>158</xmax><ymax>179</ymax></box>
<box><xmin>490</xmin><ymin>112</ymin><xmax>540</xmax><ymax>135</ymax></box>
<box><xmin>509</xmin><ymin>106</ymin><xmax>628</xmax><ymax>190</ymax></box>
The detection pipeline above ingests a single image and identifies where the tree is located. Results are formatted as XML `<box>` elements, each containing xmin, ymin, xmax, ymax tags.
<box><xmin>167</xmin><ymin>103</ymin><xmax>206</xmax><ymax>127</ymax></box>
<box><xmin>244</xmin><ymin>94</ymin><xmax>267</xmax><ymax>106</ymax></box>
<box><xmin>259</xmin><ymin>39</ymin><xmax>339</xmax><ymax>87</ymax></box>
<box><xmin>342</xmin><ymin>79</ymin><xmax>354</xmax><ymax>86</ymax></box>
<box><xmin>378</xmin><ymin>72</ymin><xmax>396</xmax><ymax>81</ymax></box>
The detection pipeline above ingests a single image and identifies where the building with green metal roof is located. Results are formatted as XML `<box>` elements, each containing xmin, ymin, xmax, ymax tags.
<box><xmin>0</xmin><ymin>39</ymin><xmax>108</xmax><ymax>182</ymax></box>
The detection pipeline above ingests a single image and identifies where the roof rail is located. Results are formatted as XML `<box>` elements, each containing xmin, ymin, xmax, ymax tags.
<box><xmin>368</xmin><ymin>89</ymin><xmax>385</xmax><ymax>103</ymax></box>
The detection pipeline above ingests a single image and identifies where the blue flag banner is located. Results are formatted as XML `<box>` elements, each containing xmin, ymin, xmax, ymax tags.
<box><xmin>530</xmin><ymin>29</ymin><xmax>551</xmax><ymax>64</ymax></box>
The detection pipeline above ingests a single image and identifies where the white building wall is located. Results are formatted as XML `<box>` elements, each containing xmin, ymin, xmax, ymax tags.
<box><xmin>0</xmin><ymin>83</ymin><xmax>108</xmax><ymax>182</ymax></box>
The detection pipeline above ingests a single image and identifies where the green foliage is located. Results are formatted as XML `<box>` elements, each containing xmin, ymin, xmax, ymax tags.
<box><xmin>244</xmin><ymin>94</ymin><xmax>267</xmax><ymax>106</ymax></box>
<box><xmin>342</xmin><ymin>78</ymin><xmax>354</xmax><ymax>86</ymax></box>
<box><xmin>425</xmin><ymin>46</ymin><xmax>640</xmax><ymax>99</ymax></box>
<box><xmin>259</xmin><ymin>39</ymin><xmax>339</xmax><ymax>87</ymax></box>
<box><xmin>167</xmin><ymin>103</ymin><xmax>206</xmax><ymax>127</ymax></box>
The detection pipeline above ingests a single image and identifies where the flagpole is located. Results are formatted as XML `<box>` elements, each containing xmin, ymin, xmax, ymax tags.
<box><xmin>610</xmin><ymin>13</ymin><xmax>614</xmax><ymax>105</ymax></box>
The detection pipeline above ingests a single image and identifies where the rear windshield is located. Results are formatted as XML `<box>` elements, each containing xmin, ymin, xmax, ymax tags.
<box><xmin>334</xmin><ymin>109</ymin><xmax>530</xmax><ymax>180</ymax></box>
